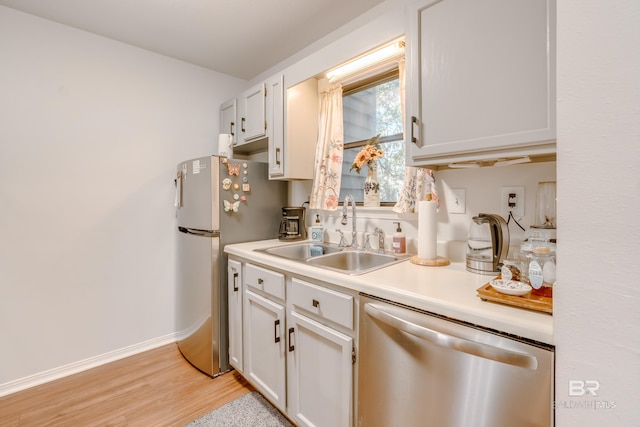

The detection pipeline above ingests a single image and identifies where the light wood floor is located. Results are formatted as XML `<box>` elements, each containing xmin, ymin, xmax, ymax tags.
<box><xmin>0</xmin><ymin>344</ymin><xmax>254</xmax><ymax>427</ymax></box>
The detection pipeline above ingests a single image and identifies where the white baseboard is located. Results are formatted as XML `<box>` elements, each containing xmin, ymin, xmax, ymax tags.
<box><xmin>0</xmin><ymin>333</ymin><xmax>178</xmax><ymax>398</ymax></box>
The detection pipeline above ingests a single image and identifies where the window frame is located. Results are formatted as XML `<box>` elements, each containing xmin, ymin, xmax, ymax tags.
<box><xmin>340</xmin><ymin>67</ymin><xmax>404</xmax><ymax>207</ymax></box>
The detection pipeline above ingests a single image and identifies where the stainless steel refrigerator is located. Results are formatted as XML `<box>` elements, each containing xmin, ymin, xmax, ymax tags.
<box><xmin>175</xmin><ymin>155</ymin><xmax>287</xmax><ymax>377</ymax></box>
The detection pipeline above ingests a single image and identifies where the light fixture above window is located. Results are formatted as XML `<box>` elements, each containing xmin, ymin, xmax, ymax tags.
<box><xmin>326</xmin><ymin>38</ymin><xmax>405</xmax><ymax>83</ymax></box>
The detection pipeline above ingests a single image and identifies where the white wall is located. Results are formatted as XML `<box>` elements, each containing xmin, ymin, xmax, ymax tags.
<box><xmin>308</xmin><ymin>162</ymin><xmax>556</xmax><ymax>258</ymax></box>
<box><xmin>555</xmin><ymin>1</ymin><xmax>640</xmax><ymax>425</ymax></box>
<box><xmin>0</xmin><ymin>6</ymin><xmax>246</xmax><ymax>392</ymax></box>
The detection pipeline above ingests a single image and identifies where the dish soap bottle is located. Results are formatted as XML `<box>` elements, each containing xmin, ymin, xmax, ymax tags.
<box><xmin>311</xmin><ymin>214</ymin><xmax>324</xmax><ymax>242</ymax></box>
<box><xmin>392</xmin><ymin>222</ymin><xmax>406</xmax><ymax>254</ymax></box>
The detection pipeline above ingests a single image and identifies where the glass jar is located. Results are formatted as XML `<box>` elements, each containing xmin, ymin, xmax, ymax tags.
<box><xmin>527</xmin><ymin>246</ymin><xmax>556</xmax><ymax>297</ymax></box>
<box><xmin>501</xmin><ymin>258</ymin><xmax>524</xmax><ymax>282</ymax></box>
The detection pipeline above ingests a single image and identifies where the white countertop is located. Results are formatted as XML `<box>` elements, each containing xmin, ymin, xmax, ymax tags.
<box><xmin>225</xmin><ymin>239</ymin><xmax>554</xmax><ymax>345</ymax></box>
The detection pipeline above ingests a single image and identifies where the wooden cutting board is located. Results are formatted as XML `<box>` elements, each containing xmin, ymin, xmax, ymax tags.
<box><xmin>476</xmin><ymin>281</ymin><xmax>553</xmax><ymax>314</ymax></box>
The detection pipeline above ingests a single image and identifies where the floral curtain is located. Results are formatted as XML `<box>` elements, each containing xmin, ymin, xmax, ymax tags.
<box><xmin>393</xmin><ymin>59</ymin><xmax>440</xmax><ymax>213</ymax></box>
<box><xmin>310</xmin><ymin>84</ymin><xmax>344</xmax><ymax>211</ymax></box>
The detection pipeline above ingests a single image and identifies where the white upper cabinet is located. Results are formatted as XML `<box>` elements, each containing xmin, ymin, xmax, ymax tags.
<box><xmin>219</xmin><ymin>98</ymin><xmax>236</xmax><ymax>144</ymax></box>
<box><xmin>274</xmin><ymin>78</ymin><xmax>318</xmax><ymax>180</ymax></box>
<box><xmin>239</xmin><ymin>82</ymin><xmax>267</xmax><ymax>145</ymax></box>
<box><xmin>266</xmin><ymin>75</ymin><xmax>285</xmax><ymax>177</ymax></box>
<box><xmin>405</xmin><ymin>0</ymin><xmax>556</xmax><ymax>167</ymax></box>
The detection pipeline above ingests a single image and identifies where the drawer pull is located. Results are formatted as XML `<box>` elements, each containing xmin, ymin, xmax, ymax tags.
<box><xmin>312</xmin><ymin>299</ymin><xmax>320</xmax><ymax>308</ymax></box>
<box><xmin>233</xmin><ymin>272</ymin><xmax>239</xmax><ymax>292</ymax></box>
<box><xmin>258</xmin><ymin>278</ymin><xmax>264</xmax><ymax>285</ymax></box>
<box><xmin>288</xmin><ymin>327</ymin><xmax>295</xmax><ymax>352</ymax></box>
<box><xmin>274</xmin><ymin>319</ymin><xmax>281</xmax><ymax>343</ymax></box>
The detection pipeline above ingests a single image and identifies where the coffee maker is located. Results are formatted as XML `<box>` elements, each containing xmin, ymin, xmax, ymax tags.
<box><xmin>279</xmin><ymin>206</ymin><xmax>307</xmax><ymax>241</ymax></box>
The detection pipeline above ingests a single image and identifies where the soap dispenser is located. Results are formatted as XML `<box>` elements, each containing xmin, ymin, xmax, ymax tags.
<box><xmin>392</xmin><ymin>222</ymin><xmax>406</xmax><ymax>254</ymax></box>
<box><xmin>311</xmin><ymin>214</ymin><xmax>324</xmax><ymax>242</ymax></box>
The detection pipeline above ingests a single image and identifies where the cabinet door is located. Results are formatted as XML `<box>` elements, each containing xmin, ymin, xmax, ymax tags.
<box><xmin>240</xmin><ymin>83</ymin><xmax>266</xmax><ymax>143</ymax></box>
<box><xmin>220</xmin><ymin>98</ymin><xmax>236</xmax><ymax>144</ymax></box>
<box><xmin>227</xmin><ymin>259</ymin><xmax>243</xmax><ymax>371</ymax></box>
<box><xmin>267</xmin><ymin>75</ymin><xmax>285</xmax><ymax>178</ymax></box>
<box><xmin>287</xmin><ymin>311</ymin><xmax>353</xmax><ymax>427</ymax></box>
<box><xmin>244</xmin><ymin>289</ymin><xmax>286</xmax><ymax>411</ymax></box>
<box><xmin>281</xmin><ymin>78</ymin><xmax>318</xmax><ymax>180</ymax></box>
<box><xmin>406</xmin><ymin>0</ymin><xmax>556</xmax><ymax>166</ymax></box>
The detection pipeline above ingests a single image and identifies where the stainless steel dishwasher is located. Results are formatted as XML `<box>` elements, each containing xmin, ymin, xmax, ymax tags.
<box><xmin>358</xmin><ymin>294</ymin><xmax>554</xmax><ymax>427</ymax></box>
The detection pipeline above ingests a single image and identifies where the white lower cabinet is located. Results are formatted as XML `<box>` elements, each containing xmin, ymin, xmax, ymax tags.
<box><xmin>244</xmin><ymin>289</ymin><xmax>287</xmax><ymax>411</ymax></box>
<box><xmin>230</xmin><ymin>257</ymin><xmax>355</xmax><ymax>427</ymax></box>
<box><xmin>243</xmin><ymin>263</ymin><xmax>287</xmax><ymax>412</ymax></box>
<box><xmin>227</xmin><ymin>259</ymin><xmax>243</xmax><ymax>371</ymax></box>
<box><xmin>287</xmin><ymin>310</ymin><xmax>353</xmax><ymax>427</ymax></box>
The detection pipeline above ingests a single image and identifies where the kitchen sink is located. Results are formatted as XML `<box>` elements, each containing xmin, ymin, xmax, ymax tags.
<box><xmin>306</xmin><ymin>250</ymin><xmax>408</xmax><ymax>275</ymax></box>
<box><xmin>259</xmin><ymin>242</ymin><xmax>343</xmax><ymax>260</ymax></box>
<box><xmin>256</xmin><ymin>243</ymin><xmax>408</xmax><ymax>275</ymax></box>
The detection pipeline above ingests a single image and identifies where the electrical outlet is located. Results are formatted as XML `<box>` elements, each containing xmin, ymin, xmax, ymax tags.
<box><xmin>501</xmin><ymin>186</ymin><xmax>524</xmax><ymax>219</ymax></box>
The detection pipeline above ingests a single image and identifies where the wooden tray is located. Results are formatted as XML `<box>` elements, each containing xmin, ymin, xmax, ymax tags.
<box><xmin>476</xmin><ymin>281</ymin><xmax>553</xmax><ymax>314</ymax></box>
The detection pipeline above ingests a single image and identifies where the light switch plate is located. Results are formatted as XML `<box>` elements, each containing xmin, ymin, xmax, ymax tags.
<box><xmin>448</xmin><ymin>188</ymin><xmax>466</xmax><ymax>214</ymax></box>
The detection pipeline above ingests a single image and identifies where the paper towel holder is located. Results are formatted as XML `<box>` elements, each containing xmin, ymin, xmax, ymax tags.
<box><xmin>410</xmin><ymin>255</ymin><xmax>450</xmax><ymax>267</ymax></box>
<box><xmin>411</xmin><ymin>196</ymin><xmax>450</xmax><ymax>267</ymax></box>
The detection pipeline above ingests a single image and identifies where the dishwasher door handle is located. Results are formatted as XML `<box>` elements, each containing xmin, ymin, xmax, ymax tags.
<box><xmin>364</xmin><ymin>303</ymin><xmax>538</xmax><ymax>370</ymax></box>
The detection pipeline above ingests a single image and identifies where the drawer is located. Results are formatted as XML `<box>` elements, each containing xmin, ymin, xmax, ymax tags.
<box><xmin>245</xmin><ymin>263</ymin><xmax>285</xmax><ymax>300</ymax></box>
<box><xmin>291</xmin><ymin>278</ymin><xmax>353</xmax><ymax>329</ymax></box>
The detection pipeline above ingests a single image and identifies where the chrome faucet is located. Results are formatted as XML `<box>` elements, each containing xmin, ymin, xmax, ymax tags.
<box><xmin>374</xmin><ymin>227</ymin><xmax>385</xmax><ymax>254</ymax></box>
<box><xmin>341</xmin><ymin>195</ymin><xmax>358</xmax><ymax>248</ymax></box>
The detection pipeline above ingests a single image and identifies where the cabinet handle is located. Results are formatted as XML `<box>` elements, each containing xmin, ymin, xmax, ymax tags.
<box><xmin>230</xmin><ymin>121</ymin><xmax>235</xmax><ymax>137</ymax></box>
<box><xmin>288</xmin><ymin>327</ymin><xmax>295</xmax><ymax>352</ymax></box>
<box><xmin>241</xmin><ymin>117</ymin><xmax>246</xmax><ymax>133</ymax></box>
<box><xmin>232</xmin><ymin>272</ymin><xmax>238</xmax><ymax>292</ymax></box>
<box><xmin>411</xmin><ymin>116</ymin><xmax>420</xmax><ymax>146</ymax></box>
<box><xmin>275</xmin><ymin>148</ymin><xmax>281</xmax><ymax>165</ymax></box>
<box><xmin>274</xmin><ymin>319</ymin><xmax>281</xmax><ymax>343</ymax></box>
<box><xmin>258</xmin><ymin>278</ymin><xmax>264</xmax><ymax>285</ymax></box>
<box><xmin>312</xmin><ymin>299</ymin><xmax>319</xmax><ymax>308</ymax></box>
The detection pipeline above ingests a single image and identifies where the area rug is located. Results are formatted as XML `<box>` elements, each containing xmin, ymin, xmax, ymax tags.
<box><xmin>185</xmin><ymin>391</ymin><xmax>294</xmax><ymax>426</ymax></box>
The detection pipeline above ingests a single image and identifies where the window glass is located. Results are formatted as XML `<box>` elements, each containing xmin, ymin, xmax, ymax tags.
<box><xmin>339</xmin><ymin>76</ymin><xmax>405</xmax><ymax>204</ymax></box>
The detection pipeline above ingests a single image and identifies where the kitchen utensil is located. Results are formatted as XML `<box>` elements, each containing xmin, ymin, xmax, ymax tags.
<box><xmin>466</xmin><ymin>213</ymin><xmax>510</xmax><ymax>275</ymax></box>
<box><xmin>490</xmin><ymin>279</ymin><xmax>532</xmax><ymax>296</ymax></box>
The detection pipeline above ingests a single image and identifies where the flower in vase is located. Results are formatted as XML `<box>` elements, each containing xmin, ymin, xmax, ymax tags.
<box><xmin>350</xmin><ymin>134</ymin><xmax>384</xmax><ymax>174</ymax></box>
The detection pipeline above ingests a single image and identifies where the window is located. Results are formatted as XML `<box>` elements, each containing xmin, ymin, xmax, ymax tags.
<box><xmin>338</xmin><ymin>69</ymin><xmax>405</xmax><ymax>205</ymax></box>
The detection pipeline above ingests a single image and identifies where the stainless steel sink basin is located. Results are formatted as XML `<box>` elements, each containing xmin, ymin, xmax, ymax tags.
<box><xmin>259</xmin><ymin>242</ymin><xmax>343</xmax><ymax>260</ymax></box>
<box><xmin>256</xmin><ymin>243</ymin><xmax>408</xmax><ymax>275</ymax></box>
<box><xmin>306</xmin><ymin>250</ymin><xmax>408</xmax><ymax>275</ymax></box>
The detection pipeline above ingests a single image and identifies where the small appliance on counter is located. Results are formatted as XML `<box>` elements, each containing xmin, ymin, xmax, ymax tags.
<box><xmin>279</xmin><ymin>206</ymin><xmax>307</xmax><ymax>241</ymax></box>
<box><xmin>466</xmin><ymin>213</ymin><xmax>509</xmax><ymax>275</ymax></box>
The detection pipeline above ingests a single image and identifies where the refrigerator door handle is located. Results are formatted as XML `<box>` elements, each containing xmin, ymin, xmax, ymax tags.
<box><xmin>175</xmin><ymin>171</ymin><xmax>183</xmax><ymax>208</ymax></box>
<box><xmin>178</xmin><ymin>226</ymin><xmax>220</xmax><ymax>238</ymax></box>
<box><xmin>364</xmin><ymin>303</ymin><xmax>538</xmax><ymax>370</ymax></box>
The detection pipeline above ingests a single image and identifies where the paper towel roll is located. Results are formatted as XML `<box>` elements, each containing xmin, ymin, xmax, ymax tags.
<box><xmin>418</xmin><ymin>200</ymin><xmax>437</xmax><ymax>260</ymax></box>
<box><xmin>218</xmin><ymin>134</ymin><xmax>233</xmax><ymax>159</ymax></box>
